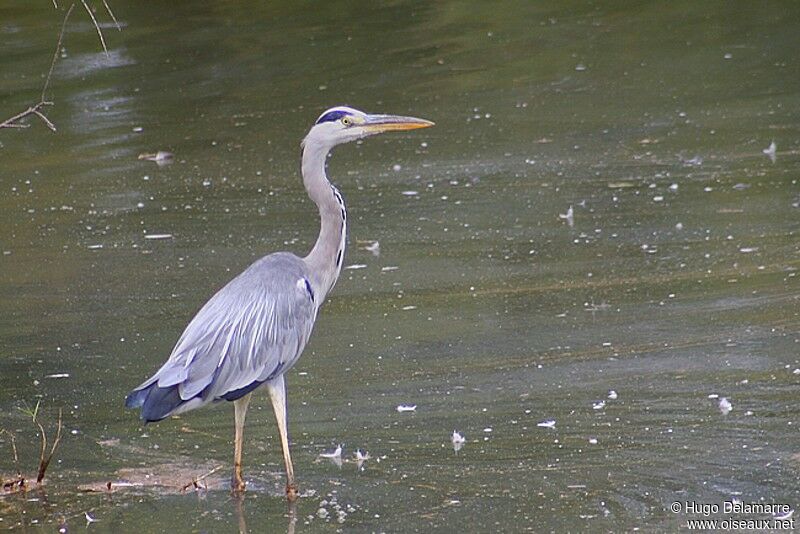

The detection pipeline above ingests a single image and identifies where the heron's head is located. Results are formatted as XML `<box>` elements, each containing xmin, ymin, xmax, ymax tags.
<box><xmin>303</xmin><ymin>106</ymin><xmax>434</xmax><ymax>148</ymax></box>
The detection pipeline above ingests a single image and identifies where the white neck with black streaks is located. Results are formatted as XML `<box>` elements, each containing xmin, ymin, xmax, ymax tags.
<box><xmin>301</xmin><ymin>137</ymin><xmax>347</xmax><ymax>302</ymax></box>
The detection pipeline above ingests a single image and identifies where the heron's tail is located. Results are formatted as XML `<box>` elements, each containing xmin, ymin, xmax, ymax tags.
<box><xmin>125</xmin><ymin>383</ymin><xmax>185</xmax><ymax>422</ymax></box>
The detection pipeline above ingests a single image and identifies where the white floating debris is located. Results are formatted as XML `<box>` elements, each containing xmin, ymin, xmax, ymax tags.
<box><xmin>537</xmin><ymin>419</ymin><xmax>556</xmax><ymax>429</ymax></box>
<box><xmin>708</xmin><ymin>393</ymin><xmax>719</xmax><ymax>399</ymax></box>
<box><xmin>719</xmin><ymin>397</ymin><xmax>732</xmax><ymax>415</ymax></box>
<box><xmin>344</xmin><ymin>264</ymin><xmax>368</xmax><ymax>270</ymax></box>
<box><xmin>608</xmin><ymin>181</ymin><xmax>636</xmax><ymax>189</ymax></box>
<box><xmin>793</xmin><ymin>369</ymin><xmax>800</xmax><ymax>375</ymax></box>
<box><xmin>396</xmin><ymin>404</ymin><xmax>417</xmax><ymax>412</ymax></box>
<box><xmin>559</xmin><ymin>205</ymin><xmax>574</xmax><ymax>227</ymax></box>
<box><xmin>588</xmin><ymin>438</ymin><xmax>598</xmax><ymax>445</ymax></box>
<box><xmin>144</xmin><ymin>233</ymin><xmax>173</xmax><ymax>240</ymax></box>
<box><xmin>45</xmin><ymin>373</ymin><xmax>70</xmax><ymax>379</ymax></box>
<box><xmin>669</xmin><ymin>183</ymin><xmax>679</xmax><ymax>192</ymax></box>
<box><xmin>87</xmin><ymin>244</ymin><xmax>104</xmax><ymax>250</ymax></box>
<box><xmin>355</xmin><ymin>449</ymin><xmax>370</xmax><ymax>468</ymax></box>
<box><xmin>138</xmin><ymin>151</ymin><xmax>174</xmax><ymax>164</ymax></box>
<box><xmin>401</xmin><ymin>190</ymin><xmax>419</xmax><ymax>196</ymax></box>
<box><xmin>364</xmin><ymin>241</ymin><xmax>380</xmax><ymax>257</ymax></box>
<box><xmin>762</xmin><ymin>140</ymin><xmax>777</xmax><ymax>163</ymax></box>
<box><xmin>401</xmin><ymin>305</ymin><xmax>417</xmax><ymax>311</ymax></box>
<box><xmin>774</xmin><ymin>508</ymin><xmax>794</xmax><ymax>521</ymax></box>
<box><xmin>392</xmin><ymin>164</ymin><xmax>402</xmax><ymax>172</ymax></box>
<box><xmin>608</xmin><ymin>390</ymin><xmax>618</xmax><ymax>400</ymax></box>
<box><xmin>319</xmin><ymin>444</ymin><xmax>343</xmax><ymax>459</ymax></box>
<box><xmin>592</xmin><ymin>400</ymin><xmax>606</xmax><ymax>410</ymax></box>
<box><xmin>381</xmin><ymin>266</ymin><xmax>399</xmax><ymax>272</ymax></box>
<box><xmin>739</xmin><ymin>247</ymin><xmax>758</xmax><ymax>253</ymax></box>
<box><xmin>653</xmin><ymin>195</ymin><xmax>664</xmax><ymax>202</ymax></box>
<box><xmin>483</xmin><ymin>427</ymin><xmax>493</xmax><ymax>433</ymax></box>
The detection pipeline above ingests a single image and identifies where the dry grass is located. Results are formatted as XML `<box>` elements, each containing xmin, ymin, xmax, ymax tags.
<box><xmin>0</xmin><ymin>402</ymin><xmax>64</xmax><ymax>494</ymax></box>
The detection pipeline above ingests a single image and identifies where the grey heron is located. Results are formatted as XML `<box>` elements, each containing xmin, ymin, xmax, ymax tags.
<box><xmin>125</xmin><ymin>106</ymin><xmax>433</xmax><ymax>500</ymax></box>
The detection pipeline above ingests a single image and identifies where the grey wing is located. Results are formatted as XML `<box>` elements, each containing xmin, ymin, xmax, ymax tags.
<box><xmin>127</xmin><ymin>254</ymin><xmax>317</xmax><ymax>420</ymax></box>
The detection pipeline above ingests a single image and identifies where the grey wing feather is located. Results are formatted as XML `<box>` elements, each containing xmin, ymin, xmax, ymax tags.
<box><xmin>134</xmin><ymin>253</ymin><xmax>317</xmax><ymax>404</ymax></box>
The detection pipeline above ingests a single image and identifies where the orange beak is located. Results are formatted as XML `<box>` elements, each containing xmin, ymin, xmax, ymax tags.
<box><xmin>361</xmin><ymin>114</ymin><xmax>435</xmax><ymax>133</ymax></box>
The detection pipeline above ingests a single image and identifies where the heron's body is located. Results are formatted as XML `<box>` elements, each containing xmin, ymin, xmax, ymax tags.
<box><xmin>125</xmin><ymin>252</ymin><xmax>320</xmax><ymax>419</ymax></box>
<box><xmin>126</xmin><ymin>106</ymin><xmax>432</xmax><ymax>499</ymax></box>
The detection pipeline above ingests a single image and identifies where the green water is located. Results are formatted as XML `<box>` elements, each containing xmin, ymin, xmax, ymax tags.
<box><xmin>1</xmin><ymin>1</ymin><xmax>799</xmax><ymax>532</ymax></box>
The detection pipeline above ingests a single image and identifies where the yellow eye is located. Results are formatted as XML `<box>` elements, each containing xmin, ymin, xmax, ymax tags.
<box><xmin>341</xmin><ymin>117</ymin><xmax>352</xmax><ymax>126</ymax></box>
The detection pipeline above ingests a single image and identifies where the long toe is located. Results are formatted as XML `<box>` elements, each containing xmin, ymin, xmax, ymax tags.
<box><xmin>231</xmin><ymin>476</ymin><xmax>246</xmax><ymax>495</ymax></box>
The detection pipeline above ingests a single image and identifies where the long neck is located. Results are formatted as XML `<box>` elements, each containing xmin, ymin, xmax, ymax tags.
<box><xmin>301</xmin><ymin>138</ymin><xmax>347</xmax><ymax>301</ymax></box>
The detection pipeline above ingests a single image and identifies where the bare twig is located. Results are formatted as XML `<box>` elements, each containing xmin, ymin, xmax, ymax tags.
<box><xmin>102</xmin><ymin>0</ymin><xmax>121</xmax><ymax>31</ymax></box>
<box><xmin>0</xmin><ymin>102</ymin><xmax>54</xmax><ymax>131</ymax></box>
<box><xmin>180</xmin><ymin>465</ymin><xmax>223</xmax><ymax>492</ymax></box>
<box><xmin>0</xmin><ymin>430</ymin><xmax>21</xmax><ymax>478</ymax></box>
<box><xmin>36</xmin><ymin>409</ymin><xmax>63</xmax><ymax>484</ymax></box>
<box><xmin>2</xmin><ymin>1</ymin><xmax>120</xmax><ymax>132</ymax></box>
<box><xmin>42</xmin><ymin>3</ymin><xmax>74</xmax><ymax>102</ymax></box>
<box><xmin>2</xmin><ymin>403</ymin><xmax>64</xmax><ymax>488</ymax></box>
<box><xmin>0</xmin><ymin>4</ymin><xmax>74</xmax><ymax>132</ymax></box>
<box><xmin>0</xmin><ymin>429</ymin><xmax>26</xmax><ymax>494</ymax></box>
<box><xmin>32</xmin><ymin>109</ymin><xmax>58</xmax><ymax>131</ymax></box>
<box><xmin>33</xmin><ymin>414</ymin><xmax>48</xmax><ymax>482</ymax></box>
<box><xmin>80</xmin><ymin>0</ymin><xmax>108</xmax><ymax>56</ymax></box>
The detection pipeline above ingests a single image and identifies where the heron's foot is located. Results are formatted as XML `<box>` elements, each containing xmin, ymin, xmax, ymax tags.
<box><xmin>231</xmin><ymin>475</ymin><xmax>246</xmax><ymax>495</ymax></box>
<box><xmin>286</xmin><ymin>482</ymin><xmax>299</xmax><ymax>501</ymax></box>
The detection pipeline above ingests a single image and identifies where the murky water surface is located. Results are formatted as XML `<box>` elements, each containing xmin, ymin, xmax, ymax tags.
<box><xmin>1</xmin><ymin>1</ymin><xmax>799</xmax><ymax>531</ymax></box>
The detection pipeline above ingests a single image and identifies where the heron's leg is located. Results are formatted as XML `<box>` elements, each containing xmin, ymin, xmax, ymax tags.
<box><xmin>266</xmin><ymin>375</ymin><xmax>297</xmax><ymax>500</ymax></box>
<box><xmin>233</xmin><ymin>492</ymin><xmax>247</xmax><ymax>534</ymax></box>
<box><xmin>232</xmin><ymin>392</ymin><xmax>252</xmax><ymax>494</ymax></box>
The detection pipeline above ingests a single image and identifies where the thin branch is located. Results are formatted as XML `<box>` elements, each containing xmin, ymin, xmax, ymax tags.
<box><xmin>42</xmin><ymin>2</ymin><xmax>75</xmax><ymax>102</ymax></box>
<box><xmin>1</xmin><ymin>1</ymin><xmax>119</xmax><ymax>132</ymax></box>
<box><xmin>80</xmin><ymin>0</ymin><xmax>108</xmax><ymax>56</ymax></box>
<box><xmin>180</xmin><ymin>465</ymin><xmax>223</xmax><ymax>492</ymax></box>
<box><xmin>0</xmin><ymin>430</ymin><xmax>21</xmax><ymax>478</ymax></box>
<box><xmin>102</xmin><ymin>0</ymin><xmax>121</xmax><ymax>31</ymax></box>
<box><xmin>33</xmin><ymin>109</ymin><xmax>58</xmax><ymax>132</ymax></box>
<box><xmin>37</xmin><ymin>409</ymin><xmax>63</xmax><ymax>484</ymax></box>
<box><xmin>0</xmin><ymin>5</ymin><xmax>73</xmax><ymax>132</ymax></box>
<box><xmin>0</xmin><ymin>102</ymin><xmax>53</xmax><ymax>130</ymax></box>
<box><xmin>0</xmin><ymin>429</ymin><xmax>26</xmax><ymax>494</ymax></box>
<box><xmin>34</xmin><ymin>419</ymin><xmax>48</xmax><ymax>483</ymax></box>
